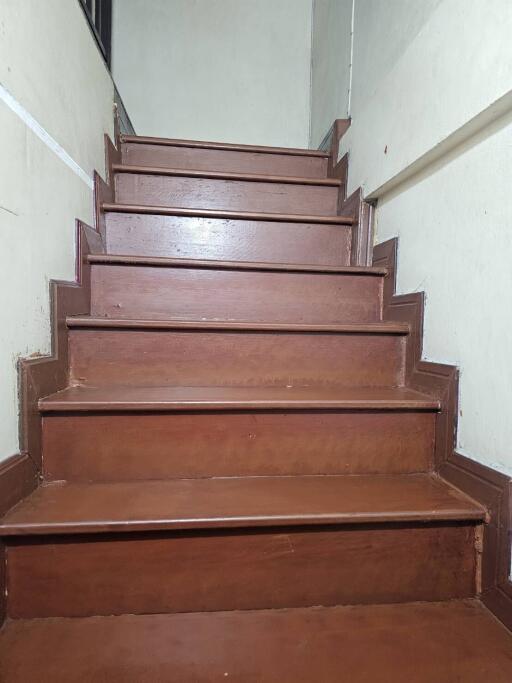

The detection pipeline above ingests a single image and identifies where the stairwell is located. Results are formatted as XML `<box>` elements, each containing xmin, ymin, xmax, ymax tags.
<box><xmin>1</xmin><ymin>134</ymin><xmax>512</xmax><ymax>681</ymax></box>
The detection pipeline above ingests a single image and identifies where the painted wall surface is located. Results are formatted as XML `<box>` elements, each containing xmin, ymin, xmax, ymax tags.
<box><xmin>377</xmin><ymin>117</ymin><xmax>512</xmax><ymax>473</ymax></box>
<box><xmin>111</xmin><ymin>0</ymin><xmax>313</xmax><ymax>147</ymax></box>
<box><xmin>342</xmin><ymin>0</ymin><xmax>512</xmax><ymax>197</ymax></box>
<box><xmin>0</xmin><ymin>0</ymin><xmax>114</xmax><ymax>463</ymax></box>
<box><xmin>310</xmin><ymin>0</ymin><xmax>352</xmax><ymax>148</ymax></box>
<box><xmin>339</xmin><ymin>0</ymin><xmax>512</xmax><ymax>474</ymax></box>
<box><xmin>349</xmin><ymin>0</ymin><xmax>442</xmax><ymax>119</ymax></box>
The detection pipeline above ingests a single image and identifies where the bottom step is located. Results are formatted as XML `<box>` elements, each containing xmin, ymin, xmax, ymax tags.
<box><xmin>1</xmin><ymin>600</ymin><xmax>512</xmax><ymax>682</ymax></box>
<box><xmin>0</xmin><ymin>474</ymin><xmax>483</xmax><ymax>618</ymax></box>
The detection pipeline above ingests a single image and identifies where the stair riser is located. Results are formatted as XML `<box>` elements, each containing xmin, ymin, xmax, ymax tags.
<box><xmin>6</xmin><ymin>523</ymin><xmax>477</xmax><ymax>618</ymax></box>
<box><xmin>105</xmin><ymin>213</ymin><xmax>352</xmax><ymax>266</ymax></box>
<box><xmin>42</xmin><ymin>411</ymin><xmax>435</xmax><ymax>482</ymax></box>
<box><xmin>91</xmin><ymin>266</ymin><xmax>383</xmax><ymax>323</ymax></box>
<box><xmin>122</xmin><ymin>143</ymin><xmax>329</xmax><ymax>178</ymax></box>
<box><xmin>114</xmin><ymin>173</ymin><xmax>339</xmax><ymax>216</ymax></box>
<box><xmin>69</xmin><ymin>329</ymin><xmax>405</xmax><ymax>388</ymax></box>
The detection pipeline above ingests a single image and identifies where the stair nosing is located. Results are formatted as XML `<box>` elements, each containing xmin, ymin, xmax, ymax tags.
<box><xmin>38</xmin><ymin>389</ymin><xmax>440</xmax><ymax>413</ymax></box>
<box><xmin>120</xmin><ymin>134</ymin><xmax>330</xmax><ymax>158</ymax></box>
<box><xmin>87</xmin><ymin>253</ymin><xmax>386</xmax><ymax>275</ymax></box>
<box><xmin>112</xmin><ymin>163</ymin><xmax>341</xmax><ymax>187</ymax></box>
<box><xmin>66</xmin><ymin>317</ymin><xmax>409</xmax><ymax>335</ymax></box>
<box><xmin>0</xmin><ymin>474</ymin><xmax>485</xmax><ymax>536</ymax></box>
<box><xmin>101</xmin><ymin>202</ymin><xmax>354</xmax><ymax>225</ymax></box>
<box><xmin>0</xmin><ymin>508</ymin><xmax>484</xmax><ymax>536</ymax></box>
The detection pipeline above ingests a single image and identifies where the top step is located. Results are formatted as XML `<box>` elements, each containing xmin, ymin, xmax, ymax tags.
<box><xmin>121</xmin><ymin>135</ymin><xmax>330</xmax><ymax>179</ymax></box>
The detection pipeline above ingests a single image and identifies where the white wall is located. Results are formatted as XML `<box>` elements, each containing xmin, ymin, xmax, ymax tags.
<box><xmin>0</xmin><ymin>0</ymin><xmax>114</xmax><ymax>463</ymax></box>
<box><xmin>310</xmin><ymin>0</ymin><xmax>352</xmax><ymax>148</ymax></box>
<box><xmin>112</xmin><ymin>0</ymin><xmax>313</xmax><ymax>147</ymax></box>
<box><xmin>337</xmin><ymin>0</ymin><xmax>512</xmax><ymax>474</ymax></box>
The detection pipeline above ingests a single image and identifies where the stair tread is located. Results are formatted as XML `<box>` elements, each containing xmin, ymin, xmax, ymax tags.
<box><xmin>88</xmin><ymin>252</ymin><xmax>386</xmax><ymax>274</ymax></box>
<box><xmin>67</xmin><ymin>316</ymin><xmax>408</xmax><ymax>334</ymax></box>
<box><xmin>1</xmin><ymin>600</ymin><xmax>510</xmax><ymax>682</ymax></box>
<box><xmin>0</xmin><ymin>474</ymin><xmax>484</xmax><ymax>535</ymax></box>
<box><xmin>121</xmin><ymin>134</ymin><xmax>330</xmax><ymax>157</ymax></box>
<box><xmin>38</xmin><ymin>384</ymin><xmax>440</xmax><ymax>412</ymax></box>
<box><xmin>102</xmin><ymin>202</ymin><xmax>354</xmax><ymax>224</ymax></box>
<box><xmin>112</xmin><ymin>163</ymin><xmax>341</xmax><ymax>186</ymax></box>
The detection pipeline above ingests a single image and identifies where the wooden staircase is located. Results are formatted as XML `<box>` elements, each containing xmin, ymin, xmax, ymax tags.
<box><xmin>1</xmin><ymin>134</ymin><xmax>512</xmax><ymax>681</ymax></box>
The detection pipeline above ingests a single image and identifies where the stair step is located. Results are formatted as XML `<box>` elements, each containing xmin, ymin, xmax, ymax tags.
<box><xmin>89</xmin><ymin>255</ymin><xmax>385</xmax><ymax>324</ymax></box>
<box><xmin>0</xmin><ymin>474</ymin><xmax>484</xmax><ymax>536</ymax></box>
<box><xmin>40</xmin><ymin>384</ymin><xmax>438</xmax><ymax>483</ymax></box>
<box><xmin>104</xmin><ymin>210</ymin><xmax>353</xmax><ymax>265</ymax></box>
<box><xmin>38</xmin><ymin>385</ymin><xmax>440</xmax><ymax>412</ymax></box>
<box><xmin>102</xmin><ymin>202</ymin><xmax>354</xmax><ymax>224</ymax></box>
<box><xmin>67</xmin><ymin>318</ymin><xmax>408</xmax><ymax>388</ymax></box>
<box><xmin>121</xmin><ymin>134</ymin><xmax>330</xmax><ymax>157</ymax></box>
<box><xmin>121</xmin><ymin>137</ymin><xmax>329</xmax><ymax>178</ymax></box>
<box><xmin>42</xmin><ymin>409</ymin><xmax>436</xmax><ymax>483</ymax></box>
<box><xmin>112</xmin><ymin>163</ymin><xmax>341</xmax><ymax>186</ymax></box>
<box><xmin>1</xmin><ymin>473</ymin><xmax>479</xmax><ymax>617</ymax></box>
<box><xmin>102</xmin><ymin>203</ymin><xmax>354</xmax><ymax>270</ymax></box>
<box><xmin>88</xmin><ymin>253</ymin><xmax>383</xmax><ymax>274</ymax></box>
<box><xmin>67</xmin><ymin>317</ymin><xmax>407</xmax><ymax>333</ymax></box>
<box><xmin>114</xmin><ymin>169</ymin><xmax>340</xmax><ymax>216</ymax></box>
<box><xmin>2</xmin><ymin>601</ymin><xmax>511</xmax><ymax>682</ymax></box>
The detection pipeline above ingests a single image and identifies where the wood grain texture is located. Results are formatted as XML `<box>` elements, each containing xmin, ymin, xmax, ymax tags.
<box><xmin>67</xmin><ymin>317</ymin><xmax>407</xmax><ymax>332</ymax></box>
<box><xmin>2</xmin><ymin>601</ymin><xmax>512</xmax><ymax>682</ymax></box>
<box><xmin>102</xmin><ymin>202</ymin><xmax>354</xmax><ymax>224</ymax></box>
<box><xmin>483</xmin><ymin>585</ymin><xmax>512</xmax><ymax>633</ymax></box>
<box><xmin>94</xmin><ymin>135</ymin><xmax>121</xmax><ymax>242</ymax></box>
<box><xmin>18</xmin><ymin>222</ymin><xmax>104</xmax><ymax>472</ymax></box>
<box><xmin>68</xmin><ymin>327</ymin><xmax>406</xmax><ymax>388</ymax></box>
<box><xmin>114</xmin><ymin>173</ymin><xmax>339</xmax><ymax>216</ymax></box>
<box><xmin>440</xmin><ymin>452</ymin><xmax>512</xmax><ymax>612</ymax></box>
<box><xmin>0</xmin><ymin>140</ymin><xmax>111</xmax><ymax>628</ymax></box>
<box><xmin>104</xmin><ymin>211</ymin><xmax>352</xmax><ymax>265</ymax></box>
<box><xmin>3</xmin><ymin>220</ymin><xmax>105</xmax><ymax>629</ymax></box>
<box><xmin>0</xmin><ymin>474</ymin><xmax>482</xmax><ymax>535</ymax></box>
<box><xmin>373</xmin><ymin>237</ymin><xmax>512</xmax><ymax>632</ymax></box>
<box><xmin>120</xmin><ymin>134</ymin><xmax>330</xmax><ymax>157</ymax></box>
<box><xmin>122</xmin><ymin>141</ymin><xmax>329</xmax><ymax>178</ymax></box>
<box><xmin>0</xmin><ymin>453</ymin><xmax>37</xmax><ymax>621</ymax></box>
<box><xmin>0</xmin><ymin>544</ymin><xmax>4</xmax><ymax>625</ymax></box>
<box><xmin>38</xmin><ymin>385</ymin><xmax>440</xmax><ymax>412</ymax></box>
<box><xmin>89</xmin><ymin>253</ymin><xmax>384</xmax><ymax>274</ymax></box>
<box><xmin>346</xmin><ymin>187</ymin><xmax>374</xmax><ymax>267</ymax></box>
<box><xmin>42</xmin><ymin>410</ymin><xmax>436</xmax><ymax>482</ymax></box>
<box><xmin>373</xmin><ymin>238</ymin><xmax>458</xmax><ymax>470</ymax></box>
<box><xmin>0</xmin><ymin>454</ymin><xmax>38</xmax><ymax>518</ymax></box>
<box><xmin>112</xmin><ymin>163</ymin><xmax>340</xmax><ymax>186</ymax></box>
<box><xmin>6</xmin><ymin>522</ymin><xmax>477</xmax><ymax>618</ymax></box>
<box><xmin>331</xmin><ymin>152</ymin><xmax>374</xmax><ymax>266</ymax></box>
<box><xmin>384</xmin><ymin>288</ymin><xmax>458</xmax><ymax>475</ymax></box>
<box><xmin>90</xmin><ymin>263</ymin><xmax>384</xmax><ymax>323</ymax></box>
<box><xmin>319</xmin><ymin>118</ymin><xmax>351</xmax><ymax>175</ymax></box>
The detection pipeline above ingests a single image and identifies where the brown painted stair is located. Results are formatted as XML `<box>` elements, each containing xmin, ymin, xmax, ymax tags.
<box><xmin>1</xmin><ymin>133</ymin><xmax>511</xmax><ymax>682</ymax></box>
